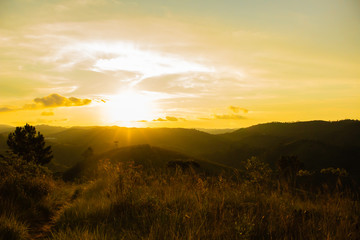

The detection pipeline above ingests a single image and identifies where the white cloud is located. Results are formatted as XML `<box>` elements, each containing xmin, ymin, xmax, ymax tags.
<box><xmin>45</xmin><ymin>41</ymin><xmax>215</xmax><ymax>86</ymax></box>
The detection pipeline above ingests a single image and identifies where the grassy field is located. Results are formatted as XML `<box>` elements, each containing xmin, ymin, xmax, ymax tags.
<box><xmin>1</xmin><ymin>155</ymin><xmax>359</xmax><ymax>240</ymax></box>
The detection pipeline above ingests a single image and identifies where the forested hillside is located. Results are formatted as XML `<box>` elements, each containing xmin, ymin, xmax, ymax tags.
<box><xmin>1</xmin><ymin>120</ymin><xmax>360</xmax><ymax>178</ymax></box>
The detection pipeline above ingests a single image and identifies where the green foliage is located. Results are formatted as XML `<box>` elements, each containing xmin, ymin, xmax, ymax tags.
<box><xmin>7</xmin><ymin>123</ymin><xmax>53</xmax><ymax>165</ymax></box>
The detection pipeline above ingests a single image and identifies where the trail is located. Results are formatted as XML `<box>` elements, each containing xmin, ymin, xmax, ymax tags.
<box><xmin>29</xmin><ymin>188</ymin><xmax>80</xmax><ymax>240</ymax></box>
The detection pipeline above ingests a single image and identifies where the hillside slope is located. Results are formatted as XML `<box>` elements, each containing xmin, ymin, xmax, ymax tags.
<box><xmin>46</xmin><ymin>127</ymin><xmax>229</xmax><ymax>167</ymax></box>
<box><xmin>220</xmin><ymin>120</ymin><xmax>360</xmax><ymax>147</ymax></box>
<box><xmin>210</xmin><ymin>120</ymin><xmax>360</xmax><ymax>175</ymax></box>
<box><xmin>1</xmin><ymin>120</ymin><xmax>359</xmax><ymax>178</ymax></box>
<box><xmin>63</xmin><ymin>144</ymin><xmax>230</xmax><ymax>181</ymax></box>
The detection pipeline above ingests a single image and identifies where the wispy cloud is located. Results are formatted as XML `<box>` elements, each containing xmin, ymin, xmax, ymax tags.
<box><xmin>0</xmin><ymin>107</ymin><xmax>14</xmax><ymax>113</ymax></box>
<box><xmin>200</xmin><ymin>114</ymin><xmax>247</xmax><ymax>120</ymax></box>
<box><xmin>50</xmin><ymin>41</ymin><xmax>215</xmax><ymax>86</ymax></box>
<box><xmin>214</xmin><ymin>114</ymin><xmax>247</xmax><ymax>120</ymax></box>
<box><xmin>41</xmin><ymin>111</ymin><xmax>55</xmax><ymax>116</ymax></box>
<box><xmin>229</xmin><ymin>105</ymin><xmax>249</xmax><ymax>113</ymax></box>
<box><xmin>152</xmin><ymin>116</ymin><xmax>185</xmax><ymax>122</ymax></box>
<box><xmin>36</xmin><ymin>118</ymin><xmax>68</xmax><ymax>124</ymax></box>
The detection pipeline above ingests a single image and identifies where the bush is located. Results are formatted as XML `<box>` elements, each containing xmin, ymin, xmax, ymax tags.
<box><xmin>240</xmin><ymin>157</ymin><xmax>273</xmax><ymax>187</ymax></box>
<box><xmin>0</xmin><ymin>155</ymin><xmax>54</xmax><ymax>203</ymax></box>
<box><xmin>0</xmin><ymin>154</ymin><xmax>56</xmax><ymax>239</ymax></box>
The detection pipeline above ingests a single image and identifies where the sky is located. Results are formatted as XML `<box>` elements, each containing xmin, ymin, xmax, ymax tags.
<box><xmin>0</xmin><ymin>0</ymin><xmax>359</xmax><ymax>128</ymax></box>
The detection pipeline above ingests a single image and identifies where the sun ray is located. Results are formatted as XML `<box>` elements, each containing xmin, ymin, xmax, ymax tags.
<box><xmin>103</xmin><ymin>90</ymin><xmax>155</xmax><ymax>126</ymax></box>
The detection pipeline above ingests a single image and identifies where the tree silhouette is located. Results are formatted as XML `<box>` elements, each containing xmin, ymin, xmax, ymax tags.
<box><xmin>277</xmin><ymin>155</ymin><xmax>303</xmax><ymax>192</ymax></box>
<box><xmin>82</xmin><ymin>146</ymin><xmax>94</xmax><ymax>161</ymax></box>
<box><xmin>7</xmin><ymin>123</ymin><xmax>53</xmax><ymax>165</ymax></box>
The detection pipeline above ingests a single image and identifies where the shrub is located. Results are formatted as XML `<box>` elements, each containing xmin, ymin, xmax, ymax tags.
<box><xmin>0</xmin><ymin>155</ymin><xmax>54</xmax><ymax>202</ymax></box>
<box><xmin>241</xmin><ymin>157</ymin><xmax>273</xmax><ymax>187</ymax></box>
<box><xmin>0</xmin><ymin>154</ymin><xmax>55</xmax><ymax>236</ymax></box>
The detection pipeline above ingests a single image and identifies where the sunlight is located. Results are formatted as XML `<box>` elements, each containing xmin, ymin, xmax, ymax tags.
<box><xmin>77</xmin><ymin>41</ymin><xmax>213</xmax><ymax>80</ymax></box>
<box><xmin>103</xmin><ymin>90</ymin><xmax>155</xmax><ymax>124</ymax></box>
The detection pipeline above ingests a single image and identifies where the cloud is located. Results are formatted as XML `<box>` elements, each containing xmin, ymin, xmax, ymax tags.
<box><xmin>214</xmin><ymin>114</ymin><xmax>247</xmax><ymax>120</ymax></box>
<box><xmin>0</xmin><ymin>107</ymin><xmax>15</xmax><ymax>113</ymax></box>
<box><xmin>200</xmin><ymin>114</ymin><xmax>247</xmax><ymax>120</ymax></box>
<box><xmin>165</xmin><ymin>116</ymin><xmax>178</xmax><ymax>121</ymax></box>
<box><xmin>36</xmin><ymin>118</ymin><xmax>68</xmax><ymax>124</ymax></box>
<box><xmin>229</xmin><ymin>106</ymin><xmax>249</xmax><ymax>113</ymax></box>
<box><xmin>33</xmin><ymin>93</ymin><xmax>91</xmax><ymax>107</ymax></box>
<box><xmin>153</xmin><ymin>118</ymin><xmax>166</xmax><ymax>122</ymax></box>
<box><xmin>41</xmin><ymin>111</ymin><xmax>54</xmax><ymax>116</ymax></box>
<box><xmin>0</xmin><ymin>93</ymin><xmax>92</xmax><ymax>113</ymax></box>
<box><xmin>152</xmin><ymin>116</ymin><xmax>182</xmax><ymax>122</ymax></box>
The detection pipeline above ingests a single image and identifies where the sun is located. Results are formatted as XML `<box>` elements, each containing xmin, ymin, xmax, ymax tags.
<box><xmin>103</xmin><ymin>90</ymin><xmax>155</xmax><ymax>125</ymax></box>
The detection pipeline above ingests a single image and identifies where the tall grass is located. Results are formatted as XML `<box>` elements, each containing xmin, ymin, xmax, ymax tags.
<box><xmin>49</xmin><ymin>159</ymin><xmax>360</xmax><ymax>240</ymax></box>
<box><xmin>1</xmin><ymin>155</ymin><xmax>359</xmax><ymax>239</ymax></box>
<box><xmin>0</xmin><ymin>155</ymin><xmax>74</xmax><ymax>239</ymax></box>
<box><xmin>0</xmin><ymin>214</ymin><xmax>29</xmax><ymax>240</ymax></box>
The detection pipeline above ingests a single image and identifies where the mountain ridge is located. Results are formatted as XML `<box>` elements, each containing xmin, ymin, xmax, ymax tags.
<box><xmin>1</xmin><ymin>120</ymin><xmax>359</xmax><ymax>178</ymax></box>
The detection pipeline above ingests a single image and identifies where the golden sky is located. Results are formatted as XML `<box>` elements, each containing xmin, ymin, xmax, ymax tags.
<box><xmin>0</xmin><ymin>0</ymin><xmax>359</xmax><ymax>128</ymax></box>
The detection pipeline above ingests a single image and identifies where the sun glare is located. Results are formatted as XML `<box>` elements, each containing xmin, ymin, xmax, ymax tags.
<box><xmin>103</xmin><ymin>90</ymin><xmax>154</xmax><ymax>125</ymax></box>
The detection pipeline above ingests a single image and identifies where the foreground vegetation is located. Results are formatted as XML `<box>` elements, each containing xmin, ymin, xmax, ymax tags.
<box><xmin>1</xmin><ymin>154</ymin><xmax>359</xmax><ymax>240</ymax></box>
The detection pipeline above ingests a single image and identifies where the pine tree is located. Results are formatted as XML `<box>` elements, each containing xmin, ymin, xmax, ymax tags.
<box><xmin>7</xmin><ymin>123</ymin><xmax>53</xmax><ymax>165</ymax></box>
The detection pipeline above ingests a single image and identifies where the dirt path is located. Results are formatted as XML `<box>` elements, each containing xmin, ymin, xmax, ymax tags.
<box><xmin>29</xmin><ymin>188</ymin><xmax>81</xmax><ymax>239</ymax></box>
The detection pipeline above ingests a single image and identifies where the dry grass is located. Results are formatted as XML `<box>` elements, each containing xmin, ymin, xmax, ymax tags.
<box><xmin>48</xmin><ymin>160</ymin><xmax>360</xmax><ymax>240</ymax></box>
<box><xmin>1</xmin><ymin>156</ymin><xmax>359</xmax><ymax>239</ymax></box>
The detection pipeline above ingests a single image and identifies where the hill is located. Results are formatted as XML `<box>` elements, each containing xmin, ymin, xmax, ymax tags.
<box><xmin>0</xmin><ymin>120</ymin><xmax>359</xmax><ymax>178</ymax></box>
<box><xmin>210</xmin><ymin>120</ymin><xmax>360</xmax><ymax>176</ymax></box>
<box><xmin>45</xmin><ymin>127</ymin><xmax>229</xmax><ymax>168</ymax></box>
<box><xmin>63</xmin><ymin>144</ymin><xmax>230</xmax><ymax>181</ymax></box>
<box><xmin>220</xmin><ymin>120</ymin><xmax>360</xmax><ymax>147</ymax></box>
<box><xmin>0</xmin><ymin>124</ymin><xmax>14</xmax><ymax>133</ymax></box>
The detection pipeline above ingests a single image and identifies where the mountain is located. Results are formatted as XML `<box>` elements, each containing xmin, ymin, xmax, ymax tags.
<box><xmin>0</xmin><ymin>134</ymin><xmax>7</xmax><ymax>152</ymax></box>
<box><xmin>220</xmin><ymin>120</ymin><xmax>360</xmax><ymax>147</ymax></box>
<box><xmin>211</xmin><ymin>120</ymin><xmax>360</xmax><ymax>176</ymax></box>
<box><xmin>46</xmin><ymin>127</ymin><xmax>229</xmax><ymax>167</ymax></box>
<box><xmin>63</xmin><ymin>144</ymin><xmax>230</xmax><ymax>181</ymax></box>
<box><xmin>35</xmin><ymin>125</ymin><xmax>68</xmax><ymax>135</ymax></box>
<box><xmin>196</xmin><ymin>128</ymin><xmax>237</xmax><ymax>134</ymax></box>
<box><xmin>0</xmin><ymin>124</ymin><xmax>14</xmax><ymax>134</ymax></box>
<box><xmin>1</xmin><ymin>120</ymin><xmax>359</xmax><ymax>178</ymax></box>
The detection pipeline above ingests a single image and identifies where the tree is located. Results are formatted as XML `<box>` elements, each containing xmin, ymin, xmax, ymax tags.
<box><xmin>277</xmin><ymin>155</ymin><xmax>303</xmax><ymax>192</ymax></box>
<box><xmin>7</xmin><ymin>123</ymin><xmax>53</xmax><ymax>165</ymax></box>
<box><xmin>82</xmin><ymin>146</ymin><xmax>94</xmax><ymax>161</ymax></box>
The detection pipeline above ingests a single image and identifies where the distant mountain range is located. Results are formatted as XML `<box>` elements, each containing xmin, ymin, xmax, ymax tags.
<box><xmin>214</xmin><ymin>120</ymin><xmax>360</xmax><ymax>172</ymax></box>
<box><xmin>1</xmin><ymin>120</ymin><xmax>359</xmax><ymax>178</ymax></box>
